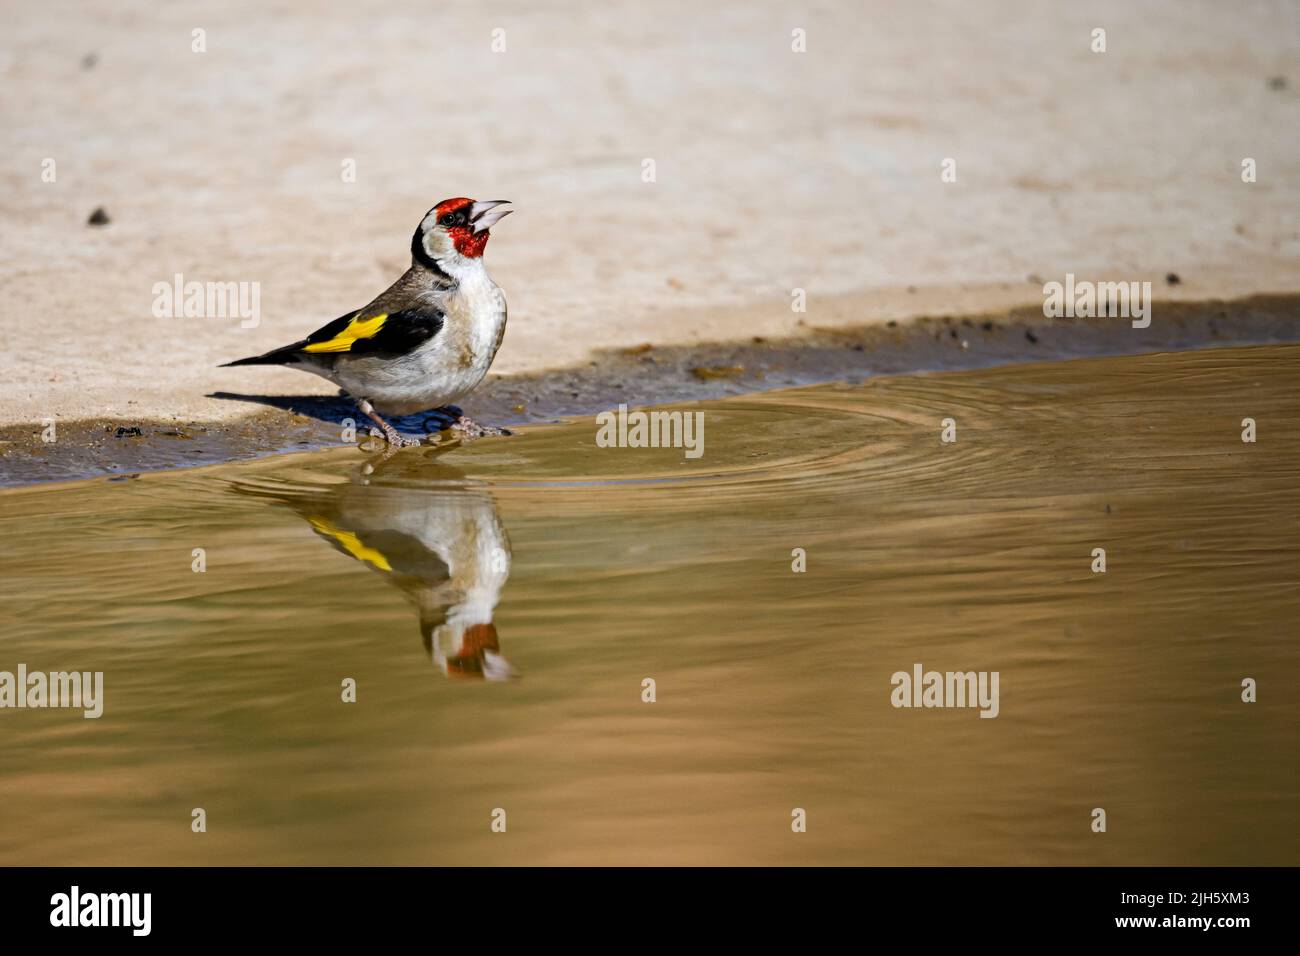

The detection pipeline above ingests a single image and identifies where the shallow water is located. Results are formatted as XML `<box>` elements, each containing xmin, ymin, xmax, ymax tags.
<box><xmin>1</xmin><ymin>344</ymin><xmax>1297</xmax><ymax>865</ymax></box>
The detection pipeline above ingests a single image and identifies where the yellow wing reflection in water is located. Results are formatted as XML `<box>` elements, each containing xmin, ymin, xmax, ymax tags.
<box><xmin>233</xmin><ymin>453</ymin><xmax>514</xmax><ymax>681</ymax></box>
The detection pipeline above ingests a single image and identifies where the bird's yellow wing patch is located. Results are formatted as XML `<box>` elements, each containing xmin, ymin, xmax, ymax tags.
<box><xmin>307</xmin><ymin>516</ymin><xmax>393</xmax><ymax>571</ymax></box>
<box><xmin>303</xmin><ymin>313</ymin><xmax>388</xmax><ymax>353</ymax></box>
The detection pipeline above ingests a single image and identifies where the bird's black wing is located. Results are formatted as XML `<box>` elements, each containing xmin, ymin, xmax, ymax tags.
<box><xmin>339</xmin><ymin>307</ymin><xmax>445</xmax><ymax>359</ymax></box>
<box><xmin>222</xmin><ymin>306</ymin><xmax>444</xmax><ymax>366</ymax></box>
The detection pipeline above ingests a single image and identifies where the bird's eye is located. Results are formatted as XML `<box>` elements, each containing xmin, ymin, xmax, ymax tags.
<box><xmin>440</xmin><ymin>214</ymin><xmax>456</xmax><ymax>227</ymax></box>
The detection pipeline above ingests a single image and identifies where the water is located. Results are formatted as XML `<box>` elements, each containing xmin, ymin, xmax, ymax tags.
<box><xmin>1</xmin><ymin>344</ymin><xmax>1297</xmax><ymax>864</ymax></box>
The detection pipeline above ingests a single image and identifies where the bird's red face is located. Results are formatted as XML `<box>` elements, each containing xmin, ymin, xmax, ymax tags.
<box><xmin>416</xmin><ymin>197</ymin><xmax>512</xmax><ymax>263</ymax></box>
<box><xmin>443</xmin><ymin>622</ymin><xmax>504</xmax><ymax>680</ymax></box>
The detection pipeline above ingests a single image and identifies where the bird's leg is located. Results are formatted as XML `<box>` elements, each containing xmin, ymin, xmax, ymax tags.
<box><xmin>356</xmin><ymin>398</ymin><xmax>422</xmax><ymax>448</ymax></box>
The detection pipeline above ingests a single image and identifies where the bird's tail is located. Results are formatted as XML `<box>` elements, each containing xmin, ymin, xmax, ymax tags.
<box><xmin>219</xmin><ymin>344</ymin><xmax>302</xmax><ymax>367</ymax></box>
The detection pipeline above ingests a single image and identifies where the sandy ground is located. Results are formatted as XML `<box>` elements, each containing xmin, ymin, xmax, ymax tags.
<box><xmin>1</xmin><ymin>0</ymin><xmax>1298</xmax><ymax>428</ymax></box>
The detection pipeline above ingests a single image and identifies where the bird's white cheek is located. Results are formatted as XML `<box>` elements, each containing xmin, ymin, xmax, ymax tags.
<box><xmin>422</xmin><ymin>230</ymin><xmax>454</xmax><ymax>260</ymax></box>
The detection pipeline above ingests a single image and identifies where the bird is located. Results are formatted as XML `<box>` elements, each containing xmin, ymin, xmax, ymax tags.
<box><xmin>222</xmin><ymin>198</ymin><xmax>514</xmax><ymax>446</ymax></box>
<box><xmin>233</xmin><ymin>455</ymin><xmax>517</xmax><ymax>681</ymax></box>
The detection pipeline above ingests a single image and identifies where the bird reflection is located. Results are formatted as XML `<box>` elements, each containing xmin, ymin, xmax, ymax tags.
<box><xmin>236</xmin><ymin>451</ymin><xmax>514</xmax><ymax>680</ymax></box>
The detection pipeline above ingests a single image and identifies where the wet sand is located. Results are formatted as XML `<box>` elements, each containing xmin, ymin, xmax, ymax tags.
<box><xmin>0</xmin><ymin>343</ymin><xmax>1296</xmax><ymax>865</ymax></box>
<box><xmin>3</xmin><ymin>292</ymin><xmax>1297</xmax><ymax>486</ymax></box>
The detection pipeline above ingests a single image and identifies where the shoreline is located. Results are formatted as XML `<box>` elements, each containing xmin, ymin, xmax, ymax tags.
<box><xmin>2</xmin><ymin>291</ymin><xmax>1297</xmax><ymax>489</ymax></box>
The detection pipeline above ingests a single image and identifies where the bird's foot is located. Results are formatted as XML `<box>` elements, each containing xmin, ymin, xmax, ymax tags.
<box><xmin>449</xmin><ymin>415</ymin><xmax>512</xmax><ymax>440</ymax></box>
<box><xmin>359</xmin><ymin>423</ymin><xmax>422</xmax><ymax>449</ymax></box>
<box><xmin>381</xmin><ymin>426</ymin><xmax>423</xmax><ymax>448</ymax></box>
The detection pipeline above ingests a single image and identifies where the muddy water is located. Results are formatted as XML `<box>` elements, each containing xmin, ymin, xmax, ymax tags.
<box><xmin>0</xmin><ymin>344</ymin><xmax>1297</xmax><ymax>865</ymax></box>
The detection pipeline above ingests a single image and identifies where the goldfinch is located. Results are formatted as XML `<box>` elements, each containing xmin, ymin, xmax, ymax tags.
<box><xmin>234</xmin><ymin>456</ymin><xmax>516</xmax><ymax>681</ymax></box>
<box><xmin>222</xmin><ymin>198</ymin><xmax>513</xmax><ymax>446</ymax></box>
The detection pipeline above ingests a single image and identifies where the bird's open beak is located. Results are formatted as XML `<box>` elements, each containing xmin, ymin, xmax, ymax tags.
<box><xmin>470</xmin><ymin>200</ymin><xmax>512</xmax><ymax>233</ymax></box>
